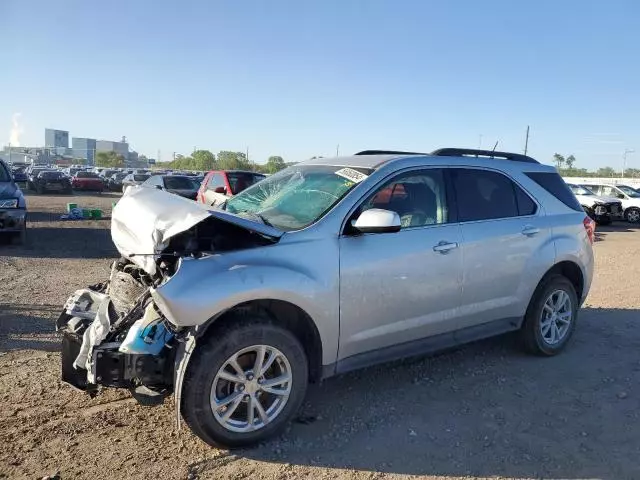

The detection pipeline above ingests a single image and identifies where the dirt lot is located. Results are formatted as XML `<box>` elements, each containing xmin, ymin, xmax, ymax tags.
<box><xmin>1</xmin><ymin>192</ymin><xmax>639</xmax><ymax>480</ymax></box>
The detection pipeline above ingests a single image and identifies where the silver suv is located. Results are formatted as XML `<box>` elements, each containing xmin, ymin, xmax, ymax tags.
<box><xmin>57</xmin><ymin>148</ymin><xmax>594</xmax><ymax>447</ymax></box>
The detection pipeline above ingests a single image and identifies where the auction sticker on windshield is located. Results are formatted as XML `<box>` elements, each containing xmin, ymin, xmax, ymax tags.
<box><xmin>335</xmin><ymin>168</ymin><xmax>368</xmax><ymax>183</ymax></box>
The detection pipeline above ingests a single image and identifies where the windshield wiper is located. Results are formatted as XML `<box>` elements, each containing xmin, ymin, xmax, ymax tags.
<box><xmin>254</xmin><ymin>212</ymin><xmax>274</xmax><ymax>227</ymax></box>
<box><xmin>235</xmin><ymin>210</ymin><xmax>274</xmax><ymax>227</ymax></box>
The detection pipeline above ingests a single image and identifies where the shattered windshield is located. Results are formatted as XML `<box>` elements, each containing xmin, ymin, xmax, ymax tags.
<box><xmin>225</xmin><ymin>165</ymin><xmax>373</xmax><ymax>231</ymax></box>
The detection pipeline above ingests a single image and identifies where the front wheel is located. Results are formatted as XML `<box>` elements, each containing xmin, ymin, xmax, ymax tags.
<box><xmin>520</xmin><ymin>275</ymin><xmax>578</xmax><ymax>356</ymax></box>
<box><xmin>182</xmin><ymin>320</ymin><xmax>308</xmax><ymax>448</ymax></box>
<box><xmin>625</xmin><ymin>207</ymin><xmax>640</xmax><ymax>223</ymax></box>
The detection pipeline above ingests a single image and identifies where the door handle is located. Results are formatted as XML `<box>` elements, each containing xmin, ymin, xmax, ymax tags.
<box><xmin>433</xmin><ymin>241</ymin><xmax>459</xmax><ymax>253</ymax></box>
<box><xmin>522</xmin><ymin>225</ymin><xmax>540</xmax><ymax>237</ymax></box>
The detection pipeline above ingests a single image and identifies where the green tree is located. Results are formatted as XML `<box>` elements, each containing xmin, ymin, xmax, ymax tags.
<box><xmin>95</xmin><ymin>151</ymin><xmax>125</xmax><ymax>168</ymax></box>
<box><xmin>265</xmin><ymin>155</ymin><xmax>286</xmax><ymax>174</ymax></box>
<box><xmin>596</xmin><ymin>166</ymin><xmax>616</xmax><ymax>177</ymax></box>
<box><xmin>553</xmin><ymin>153</ymin><xmax>565</xmax><ymax>170</ymax></box>
<box><xmin>192</xmin><ymin>150</ymin><xmax>216</xmax><ymax>171</ymax></box>
<box><xmin>565</xmin><ymin>155</ymin><xmax>576</xmax><ymax>170</ymax></box>
<box><xmin>217</xmin><ymin>151</ymin><xmax>250</xmax><ymax>170</ymax></box>
<box><xmin>624</xmin><ymin>168</ymin><xmax>640</xmax><ymax>178</ymax></box>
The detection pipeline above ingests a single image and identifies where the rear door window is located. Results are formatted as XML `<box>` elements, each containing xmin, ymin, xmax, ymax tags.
<box><xmin>452</xmin><ymin>169</ymin><xmax>520</xmax><ymax>221</ymax></box>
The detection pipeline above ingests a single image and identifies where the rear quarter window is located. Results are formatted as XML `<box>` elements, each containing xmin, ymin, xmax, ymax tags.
<box><xmin>525</xmin><ymin>172</ymin><xmax>583</xmax><ymax>212</ymax></box>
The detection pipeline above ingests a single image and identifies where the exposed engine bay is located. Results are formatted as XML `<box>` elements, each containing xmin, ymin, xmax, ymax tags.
<box><xmin>56</xmin><ymin>258</ymin><xmax>179</xmax><ymax>403</ymax></box>
<box><xmin>57</xmin><ymin>187</ymin><xmax>280</xmax><ymax>404</ymax></box>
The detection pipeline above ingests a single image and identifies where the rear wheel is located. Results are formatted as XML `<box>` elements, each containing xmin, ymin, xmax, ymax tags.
<box><xmin>36</xmin><ymin>184</ymin><xmax>45</xmax><ymax>194</ymax></box>
<box><xmin>182</xmin><ymin>320</ymin><xmax>308</xmax><ymax>448</ymax></box>
<box><xmin>625</xmin><ymin>207</ymin><xmax>640</xmax><ymax>223</ymax></box>
<box><xmin>520</xmin><ymin>275</ymin><xmax>578</xmax><ymax>356</ymax></box>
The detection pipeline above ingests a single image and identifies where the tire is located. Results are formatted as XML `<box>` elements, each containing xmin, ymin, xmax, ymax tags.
<box><xmin>182</xmin><ymin>319</ymin><xmax>309</xmax><ymax>448</ymax></box>
<box><xmin>520</xmin><ymin>275</ymin><xmax>578</xmax><ymax>356</ymax></box>
<box><xmin>624</xmin><ymin>207</ymin><xmax>640</xmax><ymax>224</ymax></box>
<box><xmin>596</xmin><ymin>216</ymin><xmax>611</xmax><ymax>226</ymax></box>
<box><xmin>36</xmin><ymin>184</ymin><xmax>44</xmax><ymax>194</ymax></box>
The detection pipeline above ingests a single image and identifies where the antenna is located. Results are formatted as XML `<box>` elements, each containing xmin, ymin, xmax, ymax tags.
<box><xmin>524</xmin><ymin>126</ymin><xmax>530</xmax><ymax>156</ymax></box>
<box><xmin>491</xmin><ymin>141</ymin><xmax>499</xmax><ymax>156</ymax></box>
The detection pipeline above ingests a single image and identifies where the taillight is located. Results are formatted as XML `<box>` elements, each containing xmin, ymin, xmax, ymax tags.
<box><xmin>583</xmin><ymin>216</ymin><xmax>596</xmax><ymax>244</ymax></box>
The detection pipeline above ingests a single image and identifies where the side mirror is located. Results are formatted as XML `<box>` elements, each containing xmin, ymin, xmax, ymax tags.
<box><xmin>353</xmin><ymin>208</ymin><xmax>401</xmax><ymax>234</ymax></box>
<box><xmin>155</xmin><ymin>185</ymin><xmax>163</xmax><ymax>190</ymax></box>
<box><xmin>617</xmin><ymin>193</ymin><xmax>625</xmax><ymax>199</ymax></box>
<box><xmin>214</xmin><ymin>186</ymin><xmax>227</xmax><ymax>194</ymax></box>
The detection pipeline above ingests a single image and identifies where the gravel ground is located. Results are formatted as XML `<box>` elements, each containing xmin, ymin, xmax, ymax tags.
<box><xmin>1</xmin><ymin>192</ymin><xmax>639</xmax><ymax>480</ymax></box>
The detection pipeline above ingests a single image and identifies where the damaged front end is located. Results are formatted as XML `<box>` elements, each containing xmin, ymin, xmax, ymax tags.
<box><xmin>57</xmin><ymin>259</ymin><xmax>179</xmax><ymax>404</ymax></box>
<box><xmin>57</xmin><ymin>187</ymin><xmax>280</xmax><ymax>405</ymax></box>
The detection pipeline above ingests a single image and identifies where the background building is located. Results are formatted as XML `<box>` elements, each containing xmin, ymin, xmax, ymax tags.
<box><xmin>72</xmin><ymin>137</ymin><xmax>97</xmax><ymax>165</ymax></box>
<box><xmin>44</xmin><ymin>128</ymin><xmax>69</xmax><ymax>156</ymax></box>
<box><xmin>96</xmin><ymin>139</ymin><xmax>129</xmax><ymax>159</ymax></box>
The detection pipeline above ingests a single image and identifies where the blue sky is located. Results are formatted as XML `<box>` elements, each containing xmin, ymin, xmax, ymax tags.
<box><xmin>2</xmin><ymin>0</ymin><xmax>639</xmax><ymax>168</ymax></box>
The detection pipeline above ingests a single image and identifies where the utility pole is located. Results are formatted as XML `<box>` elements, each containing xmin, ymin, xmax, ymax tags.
<box><xmin>336</xmin><ymin>144</ymin><xmax>340</xmax><ymax>156</ymax></box>
<box><xmin>524</xmin><ymin>126</ymin><xmax>530</xmax><ymax>156</ymax></box>
<box><xmin>622</xmin><ymin>149</ymin><xmax>635</xmax><ymax>178</ymax></box>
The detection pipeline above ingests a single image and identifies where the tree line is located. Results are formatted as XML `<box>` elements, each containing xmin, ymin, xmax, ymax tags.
<box><xmin>94</xmin><ymin>149</ymin><xmax>288</xmax><ymax>174</ymax></box>
<box><xmin>159</xmin><ymin>150</ymin><xmax>287</xmax><ymax>174</ymax></box>
<box><xmin>553</xmin><ymin>153</ymin><xmax>637</xmax><ymax>178</ymax></box>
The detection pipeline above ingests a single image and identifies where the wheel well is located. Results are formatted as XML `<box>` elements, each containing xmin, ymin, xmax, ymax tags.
<box><xmin>543</xmin><ymin>261</ymin><xmax>584</xmax><ymax>299</ymax></box>
<box><xmin>199</xmin><ymin>299</ymin><xmax>323</xmax><ymax>383</ymax></box>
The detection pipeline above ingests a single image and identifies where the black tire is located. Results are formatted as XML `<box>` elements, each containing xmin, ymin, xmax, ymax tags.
<box><xmin>65</xmin><ymin>187</ymin><xmax>73</xmax><ymax>194</ymax></box>
<box><xmin>520</xmin><ymin>274</ymin><xmax>578</xmax><ymax>356</ymax></box>
<box><xmin>36</xmin><ymin>184</ymin><xmax>45</xmax><ymax>194</ymax></box>
<box><xmin>182</xmin><ymin>319</ymin><xmax>309</xmax><ymax>448</ymax></box>
<box><xmin>624</xmin><ymin>207</ymin><xmax>640</xmax><ymax>224</ymax></box>
<box><xmin>596</xmin><ymin>216</ymin><xmax>612</xmax><ymax>226</ymax></box>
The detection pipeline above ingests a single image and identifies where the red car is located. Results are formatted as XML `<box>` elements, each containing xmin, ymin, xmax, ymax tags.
<box><xmin>196</xmin><ymin>170</ymin><xmax>266</xmax><ymax>206</ymax></box>
<box><xmin>71</xmin><ymin>171</ymin><xmax>104</xmax><ymax>192</ymax></box>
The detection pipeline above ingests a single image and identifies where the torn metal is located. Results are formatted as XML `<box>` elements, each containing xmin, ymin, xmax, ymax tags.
<box><xmin>58</xmin><ymin>188</ymin><xmax>280</xmax><ymax>406</ymax></box>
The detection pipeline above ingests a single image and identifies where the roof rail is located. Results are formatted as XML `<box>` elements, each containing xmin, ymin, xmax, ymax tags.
<box><xmin>355</xmin><ymin>150</ymin><xmax>429</xmax><ymax>156</ymax></box>
<box><xmin>431</xmin><ymin>148</ymin><xmax>539</xmax><ymax>164</ymax></box>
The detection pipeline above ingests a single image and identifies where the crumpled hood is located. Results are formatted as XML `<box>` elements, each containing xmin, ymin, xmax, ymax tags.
<box><xmin>111</xmin><ymin>187</ymin><xmax>282</xmax><ymax>275</ymax></box>
<box><xmin>0</xmin><ymin>182</ymin><xmax>18</xmax><ymax>199</ymax></box>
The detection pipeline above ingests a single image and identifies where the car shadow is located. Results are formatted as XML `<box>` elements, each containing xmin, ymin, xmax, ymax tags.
<box><xmin>0</xmin><ymin>303</ymin><xmax>61</xmax><ymax>352</ymax></box>
<box><xmin>0</xmin><ymin>226</ymin><xmax>117</xmax><ymax>259</ymax></box>
<box><xmin>228</xmin><ymin>307</ymin><xmax>640</xmax><ymax>479</ymax></box>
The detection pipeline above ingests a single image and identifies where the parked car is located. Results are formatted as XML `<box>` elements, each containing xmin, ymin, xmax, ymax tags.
<box><xmin>580</xmin><ymin>183</ymin><xmax>640</xmax><ymax>223</ymax></box>
<box><xmin>71</xmin><ymin>171</ymin><xmax>104</xmax><ymax>192</ymax></box>
<box><xmin>0</xmin><ymin>158</ymin><xmax>27</xmax><ymax>243</ymax></box>
<box><xmin>26</xmin><ymin>167</ymin><xmax>49</xmax><ymax>190</ymax></box>
<box><xmin>121</xmin><ymin>173</ymin><xmax>151</xmax><ymax>192</ymax></box>
<box><xmin>566</xmin><ymin>183</ymin><xmax>622</xmax><ymax>225</ymax></box>
<box><xmin>33</xmin><ymin>170</ymin><xmax>72</xmax><ymax>194</ymax></box>
<box><xmin>99</xmin><ymin>169</ymin><xmax>119</xmax><ymax>181</ymax></box>
<box><xmin>10</xmin><ymin>166</ymin><xmax>28</xmax><ymax>189</ymax></box>
<box><xmin>142</xmin><ymin>175</ymin><xmax>199</xmax><ymax>200</ymax></box>
<box><xmin>57</xmin><ymin>148</ymin><xmax>594</xmax><ymax>448</ymax></box>
<box><xmin>197</xmin><ymin>170</ymin><xmax>266</xmax><ymax>206</ymax></box>
<box><xmin>108</xmin><ymin>172</ymin><xmax>128</xmax><ymax>191</ymax></box>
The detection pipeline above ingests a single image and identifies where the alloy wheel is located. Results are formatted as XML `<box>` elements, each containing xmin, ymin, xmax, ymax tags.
<box><xmin>540</xmin><ymin>289</ymin><xmax>573</xmax><ymax>345</ymax></box>
<box><xmin>210</xmin><ymin>345</ymin><xmax>292</xmax><ymax>433</ymax></box>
